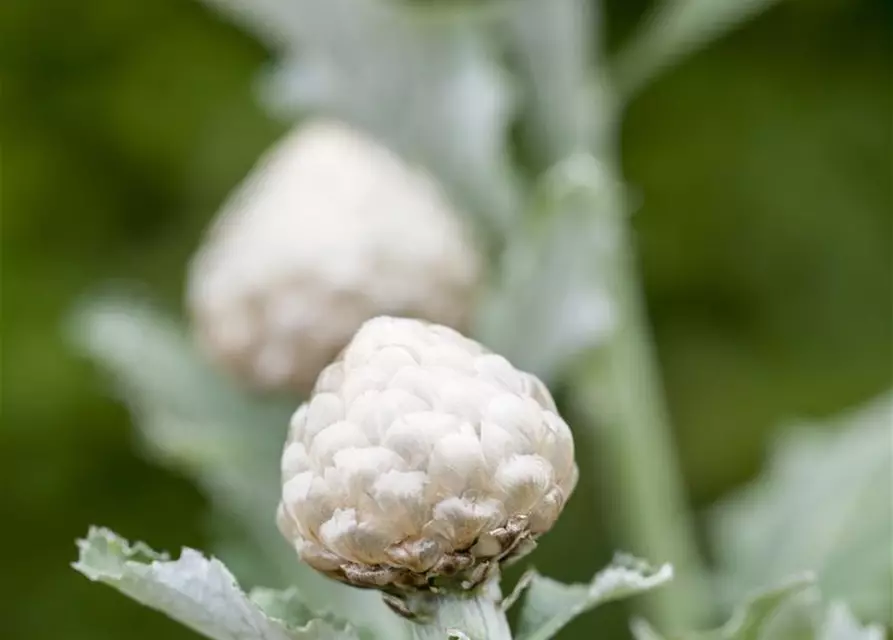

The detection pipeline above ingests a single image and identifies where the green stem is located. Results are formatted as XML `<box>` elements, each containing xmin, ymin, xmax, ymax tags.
<box><xmin>568</xmin><ymin>185</ymin><xmax>709</xmax><ymax>630</ymax></box>
<box><xmin>406</xmin><ymin>583</ymin><xmax>512</xmax><ymax>640</ymax></box>
<box><xmin>515</xmin><ymin>0</ymin><xmax>710</xmax><ymax>626</ymax></box>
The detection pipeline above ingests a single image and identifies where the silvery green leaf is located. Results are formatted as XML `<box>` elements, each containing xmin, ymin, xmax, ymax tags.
<box><xmin>716</xmin><ymin>575</ymin><xmax>817</xmax><ymax>640</ymax></box>
<box><xmin>631</xmin><ymin>619</ymin><xmax>669</xmax><ymax>640</ymax></box>
<box><xmin>501</xmin><ymin>568</ymin><xmax>537</xmax><ymax>613</ymax></box>
<box><xmin>69</xmin><ymin>296</ymin><xmax>405</xmax><ymax>639</ymax></box>
<box><xmin>69</xmin><ymin>296</ymin><xmax>290</xmax><ymax>539</ymax></box>
<box><xmin>73</xmin><ymin>527</ymin><xmax>356</xmax><ymax>640</ymax></box>
<box><xmin>630</xmin><ymin>578</ymin><xmax>886</xmax><ymax>640</ymax></box>
<box><xmin>710</xmin><ymin>394</ymin><xmax>893</xmax><ymax>624</ymax></box>
<box><xmin>193</xmin><ymin>0</ymin><xmax>305</xmax><ymax>52</ymax></box>
<box><xmin>514</xmin><ymin>554</ymin><xmax>674</xmax><ymax>640</ymax></box>
<box><xmin>630</xmin><ymin>574</ymin><xmax>813</xmax><ymax>640</ymax></box>
<box><xmin>249</xmin><ymin>588</ymin><xmax>362</xmax><ymax>635</ymax></box>
<box><xmin>503</xmin><ymin>0</ymin><xmax>605</xmax><ymax>165</ymax></box>
<box><xmin>818</xmin><ymin>603</ymin><xmax>886</xmax><ymax>640</ymax></box>
<box><xmin>199</xmin><ymin>0</ymin><xmax>519</xmax><ymax>235</ymax></box>
<box><xmin>613</xmin><ymin>0</ymin><xmax>783</xmax><ymax>101</ymax></box>
<box><xmin>474</xmin><ymin>154</ymin><xmax>623</xmax><ymax>382</ymax></box>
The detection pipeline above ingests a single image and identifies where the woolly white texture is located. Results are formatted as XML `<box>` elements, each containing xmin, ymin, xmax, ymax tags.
<box><xmin>187</xmin><ymin>120</ymin><xmax>480</xmax><ymax>393</ymax></box>
<box><xmin>277</xmin><ymin>317</ymin><xmax>578</xmax><ymax>589</ymax></box>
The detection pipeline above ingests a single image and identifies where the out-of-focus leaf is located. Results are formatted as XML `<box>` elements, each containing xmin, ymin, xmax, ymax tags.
<box><xmin>249</xmin><ymin>587</ymin><xmax>362</xmax><ymax>635</ymax></box>
<box><xmin>817</xmin><ymin>603</ymin><xmax>886</xmax><ymax>640</ymax></box>
<box><xmin>191</xmin><ymin>0</ymin><xmax>305</xmax><ymax>52</ymax></box>
<box><xmin>630</xmin><ymin>574</ymin><xmax>812</xmax><ymax>640</ymax></box>
<box><xmin>69</xmin><ymin>295</ymin><xmax>290</xmax><ymax>535</ymax></box>
<box><xmin>503</xmin><ymin>0</ymin><xmax>605</xmax><ymax>165</ymax></box>
<box><xmin>474</xmin><ymin>154</ymin><xmax>622</xmax><ymax>382</ymax></box>
<box><xmin>613</xmin><ymin>0</ymin><xmax>784</xmax><ymax>101</ymax></box>
<box><xmin>198</xmin><ymin>0</ymin><xmax>519</xmax><ymax>235</ymax></box>
<box><xmin>714</xmin><ymin>576</ymin><xmax>817</xmax><ymax>640</ymax></box>
<box><xmin>73</xmin><ymin>527</ymin><xmax>358</xmax><ymax>640</ymax></box>
<box><xmin>630</xmin><ymin>577</ymin><xmax>886</xmax><ymax>640</ymax></box>
<box><xmin>514</xmin><ymin>554</ymin><xmax>673</xmax><ymax>640</ymax></box>
<box><xmin>500</xmin><ymin>568</ymin><xmax>537</xmax><ymax>613</ymax></box>
<box><xmin>69</xmin><ymin>296</ymin><xmax>405</xmax><ymax>638</ymax></box>
<box><xmin>710</xmin><ymin>393</ymin><xmax>893</xmax><ymax>624</ymax></box>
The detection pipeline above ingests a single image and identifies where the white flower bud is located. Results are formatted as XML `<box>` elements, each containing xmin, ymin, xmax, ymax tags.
<box><xmin>277</xmin><ymin>317</ymin><xmax>578</xmax><ymax>594</ymax></box>
<box><xmin>187</xmin><ymin>120</ymin><xmax>480</xmax><ymax>394</ymax></box>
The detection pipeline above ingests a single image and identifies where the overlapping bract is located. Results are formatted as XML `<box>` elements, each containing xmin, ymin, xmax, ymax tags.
<box><xmin>277</xmin><ymin>317</ymin><xmax>578</xmax><ymax>592</ymax></box>
<box><xmin>188</xmin><ymin>121</ymin><xmax>480</xmax><ymax>394</ymax></box>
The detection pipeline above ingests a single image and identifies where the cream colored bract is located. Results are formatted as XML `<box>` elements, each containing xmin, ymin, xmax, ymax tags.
<box><xmin>276</xmin><ymin>317</ymin><xmax>578</xmax><ymax>594</ymax></box>
<box><xmin>187</xmin><ymin>121</ymin><xmax>480</xmax><ymax>394</ymax></box>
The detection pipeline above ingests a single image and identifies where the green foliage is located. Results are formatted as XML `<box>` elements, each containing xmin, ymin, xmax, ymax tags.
<box><xmin>69</xmin><ymin>296</ymin><xmax>291</xmax><ymax>548</ymax></box>
<box><xmin>630</xmin><ymin>576</ymin><xmax>886</xmax><ymax>640</ymax></box>
<box><xmin>511</xmin><ymin>555</ymin><xmax>673</xmax><ymax>640</ymax></box>
<box><xmin>475</xmin><ymin>154</ymin><xmax>623</xmax><ymax>381</ymax></box>
<box><xmin>816</xmin><ymin>604</ymin><xmax>886</xmax><ymax>640</ymax></box>
<box><xmin>630</xmin><ymin>576</ymin><xmax>812</xmax><ymax>640</ymax></box>
<box><xmin>613</xmin><ymin>0</ymin><xmax>785</xmax><ymax>100</ymax></box>
<box><xmin>74</xmin><ymin>527</ymin><xmax>359</xmax><ymax>640</ymax></box>
<box><xmin>4</xmin><ymin>0</ymin><xmax>890</xmax><ymax>638</ymax></box>
<box><xmin>703</xmin><ymin>576</ymin><xmax>815</xmax><ymax>640</ymax></box>
<box><xmin>710</xmin><ymin>394</ymin><xmax>893</xmax><ymax>624</ymax></box>
<box><xmin>502</xmin><ymin>0</ymin><xmax>599</xmax><ymax>165</ymax></box>
<box><xmin>70</xmin><ymin>296</ymin><xmax>405</xmax><ymax>639</ymax></box>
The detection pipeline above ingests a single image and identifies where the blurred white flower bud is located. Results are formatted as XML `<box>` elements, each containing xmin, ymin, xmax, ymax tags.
<box><xmin>277</xmin><ymin>316</ymin><xmax>578</xmax><ymax>594</ymax></box>
<box><xmin>186</xmin><ymin>120</ymin><xmax>480</xmax><ymax>394</ymax></box>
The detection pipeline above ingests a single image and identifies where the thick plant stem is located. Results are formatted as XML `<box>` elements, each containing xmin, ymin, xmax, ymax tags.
<box><xmin>406</xmin><ymin>582</ymin><xmax>512</xmax><ymax>640</ymax></box>
<box><xmin>569</xmin><ymin>192</ymin><xmax>709</xmax><ymax>631</ymax></box>
<box><xmin>515</xmin><ymin>0</ymin><xmax>709</xmax><ymax>624</ymax></box>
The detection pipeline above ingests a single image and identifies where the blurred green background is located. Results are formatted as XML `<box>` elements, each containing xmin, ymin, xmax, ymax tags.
<box><xmin>3</xmin><ymin>0</ymin><xmax>890</xmax><ymax>639</ymax></box>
